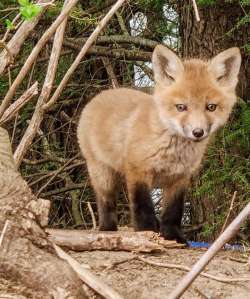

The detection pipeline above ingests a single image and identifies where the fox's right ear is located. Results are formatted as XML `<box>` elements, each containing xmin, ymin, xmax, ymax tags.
<box><xmin>152</xmin><ymin>45</ymin><xmax>184</xmax><ymax>86</ymax></box>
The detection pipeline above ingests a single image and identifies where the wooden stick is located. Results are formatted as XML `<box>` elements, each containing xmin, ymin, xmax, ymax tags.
<box><xmin>137</xmin><ymin>256</ymin><xmax>250</xmax><ymax>283</ymax></box>
<box><xmin>168</xmin><ymin>202</ymin><xmax>250</xmax><ymax>299</ymax></box>
<box><xmin>13</xmin><ymin>0</ymin><xmax>71</xmax><ymax>166</ymax></box>
<box><xmin>36</xmin><ymin>154</ymin><xmax>79</xmax><ymax>196</ymax></box>
<box><xmin>87</xmin><ymin>201</ymin><xmax>97</xmax><ymax>229</ymax></box>
<box><xmin>0</xmin><ymin>0</ymin><xmax>78</xmax><ymax>119</ymax></box>
<box><xmin>0</xmin><ymin>220</ymin><xmax>9</xmax><ymax>247</ymax></box>
<box><xmin>0</xmin><ymin>0</ymin><xmax>51</xmax><ymax>75</ymax></box>
<box><xmin>220</xmin><ymin>191</ymin><xmax>237</xmax><ymax>234</ymax></box>
<box><xmin>102</xmin><ymin>57</ymin><xmax>119</xmax><ymax>88</ymax></box>
<box><xmin>0</xmin><ymin>41</ymin><xmax>14</xmax><ymax>64</ymax></box>
<box><xmin>0</xmin><ymin>82</ymin><xmax>38</xmax><ymax>125</ymax></box>
<box><xmin>53</xmin><ymin>243</ymin><xmax>124</xmax><ymax>299</ymax></box>
<box><xmin>191</xmin><ymin>0</ymin><xmax>200</xmax><ymax>22</ymax></box>
<box><xmin>46</xmin><ymin>229</ymin><xmax>183</xmax><ymax>252</ymax></box>
<box><xmin>43</xmin><ymin>0</ymin><xmax>127</xmax><ymax>111</ymax></box>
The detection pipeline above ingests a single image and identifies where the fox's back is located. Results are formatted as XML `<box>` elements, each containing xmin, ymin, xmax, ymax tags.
<box><xmin>77</xmin><ymin>88</ymin><xmax>153</xmax><ymax>170</ymax></box>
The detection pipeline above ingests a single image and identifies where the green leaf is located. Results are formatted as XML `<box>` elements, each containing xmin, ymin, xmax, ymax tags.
<box><xmin>20</xmin><ymin>4</ymin><xmax>41</xmax><ymax>20</ymax></box>
<box><xmin>18</xmin><ymin>0</ymin><xmax>30</xmax><ymax>6</ymax></box>
<box><xmin>5</xmin><ymin>19</ymin><xmax>15</xmax><ymax>30</ymax></box>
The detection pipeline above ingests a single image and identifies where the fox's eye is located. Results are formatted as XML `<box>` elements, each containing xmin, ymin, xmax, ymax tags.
<box><xmin>176</xmin><ymin>104</ymin><xmax>187</xmax><ymax>112</ymax></box>
<box><xmin>206</xmin><ymin>104</ymin><xmax>217</xmax><ymax>112</ymax></box>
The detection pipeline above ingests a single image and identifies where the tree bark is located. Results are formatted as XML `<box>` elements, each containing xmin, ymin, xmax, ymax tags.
<box><xmin>0</xmin><ymin>127</ymin><xmax>86</xmax><ymax>298</ymax></box>
<box><xmin>176</xmin><ymin>0</ymin><xmax>250</xmax><ymax>100</ymax></box>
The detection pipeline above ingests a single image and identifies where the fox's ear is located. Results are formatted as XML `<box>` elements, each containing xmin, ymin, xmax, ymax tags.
<box><xmin>152</xmin><ymin>45</ymin><xmax>184</xmax><ymax>86</ymax></box>
<box><xmin>208</xmin><ymin>47</ymin><xmax>241</xmax><ymax>89</ymax></box>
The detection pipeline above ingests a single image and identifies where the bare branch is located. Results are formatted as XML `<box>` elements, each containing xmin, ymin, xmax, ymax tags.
<box><xmin>168</xmin><ymin>202</ymin><xmax>250</xmax><ymax>299</ymax></box>
<box><xmin>43</xmin><ymin>0</ymin><xmax>127</xmax><ymax>111</ymax></box>
<box><xmin>0</xmin><ymin>82</ymin><xmax>38</xmax><ymax>125</ymax></box>
<box><xmin>0</xmin><ymin>0</ymin><xmax>52</xmax><ymax>75</ymax></box>
<box><xmin>192</xmin><ymin>0</ymin><xmax>200</xmax><ymax>22</ymax></box>
<box><xmin>0</xmin><ymin>220</ymin><xmax>9</xmax><ymax>247</ymax></box>
<box><xmin>87</xmin><ymin>201</ymin><xmax>97</xmax><ymax>229</ymax></box>
<box><xmin>63</xmin><ymin>40</ymin><xmax>152</xmax><ymax>61</ymax></box>
<box><xmin>220</xmin><ymin>191</ymin><xmax>237</xmax><ymax>234</ymax></box>
<box><xmin>73</xmin><ymin>35</ymin><xmax>158</xmax><ymax>49</ymax></box>
<box><xmin>53</xmin><ymin>243</ymin><xmax>124</xmax><ymax>299</ymax></box>
<box><xmin>137</xmin><ymin>256</ymin><xmax>250</xmax><ymax>283</ymax></box>
<box><xmin>14</xmin><ymin>0</ymin><xmax>73</xmax><ymax>166</ymax></box>
<box><xmin>0</xmin><ymin>0</ymin><xmax>78</xmax><ymax>119</ymax></box>
<box><xmin>102</xmin><ymin>57</ymin><xmax>120</xmax><ymax>88</ymax></box>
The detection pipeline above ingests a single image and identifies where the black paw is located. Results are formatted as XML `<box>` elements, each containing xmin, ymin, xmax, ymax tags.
<box><xmin>134</xmin><ymin>215</ymin><xmax>160</xmax><ymax>232</ymax></box>
<box><xmin>160</xmin><ymin>223</ymin><xmax>187</xmax><ymax>244</ymax></box>
<box><xmin>99</xmin><ymin>221</ymin><xmax>117</xmax><ymax>231</ymax></box>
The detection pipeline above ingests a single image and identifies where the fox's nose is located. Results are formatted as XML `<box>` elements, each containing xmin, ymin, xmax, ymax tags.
<box><xmin>192</xmin><ymin>128</ymin><xmax>204</xmax><ymax>138</ymax></box>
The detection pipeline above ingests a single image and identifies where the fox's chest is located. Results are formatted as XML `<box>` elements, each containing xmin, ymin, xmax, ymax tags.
<box><xmin>146</xmin><ymin>137</ymin><xmax>207</xmax><ymax>182</ymax></box>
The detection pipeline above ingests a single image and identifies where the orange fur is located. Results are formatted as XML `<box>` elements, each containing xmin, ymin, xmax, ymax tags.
<box><xmin>77</xmin><ymin>46</ymin><xmax>241</xmax><ymax>240</ymax></box>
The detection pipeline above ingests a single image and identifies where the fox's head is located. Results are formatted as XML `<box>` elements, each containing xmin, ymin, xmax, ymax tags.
<box><xmin>152</xmin><ymin>45</ymin><xmax>241</xmax><ymax>141</ymax></box>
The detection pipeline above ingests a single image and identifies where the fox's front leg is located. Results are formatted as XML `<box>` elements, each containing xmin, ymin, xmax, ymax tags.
<box><xmin>160</xmin><ymin>182</ymin><xmax>188</xmax><ymax>244</ymax></box>
<box><xmin>126</xmin><ymin>169</ymin><xmax>159</xmax><ymax>232</ymax></box>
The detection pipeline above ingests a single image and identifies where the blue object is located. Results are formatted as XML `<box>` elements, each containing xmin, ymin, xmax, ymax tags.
<box><xmin>187</xmin><ymin>241</ymin><xmax>245</xmax><ymax>251</ymax></box>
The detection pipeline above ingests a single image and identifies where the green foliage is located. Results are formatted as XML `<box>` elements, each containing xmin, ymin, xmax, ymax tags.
<box><xmin>197</xmin><ymin>0</ymin><xmax>217</xmax><ymax>6</ymax></box>
<box><xmin>138</xmin><ymin>0</ymin><xmax>167</xmax><ymax>11</ymax></box>
<box><xmin>192</xmin><ymin>101</ymin><xmax>250</xmax><ymax>241</ymax></box>
<box><xmin>240</xmin><ymin>0</ymin><xmax>250</xmax><ymax>5</ymax></box>
<box><xmin>5</xmin><ymin>19</ymin><xmax>15</xmax><ymax>30</ymax></box>
<box><xmin>18</xmin><ymin>0</ymin><xmax>42</xmax><ymax>20</ymax></box>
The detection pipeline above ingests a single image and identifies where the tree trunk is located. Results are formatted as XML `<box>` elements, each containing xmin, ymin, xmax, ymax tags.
<box><xmin>176</xmin><ymin>0</ymin><xmax>250</xmax><ymax>101</ymax></box>
<box><xmin>0</xmin><ymin>127</ymin><xmax>86</xmax><ymax>298</ymax></box>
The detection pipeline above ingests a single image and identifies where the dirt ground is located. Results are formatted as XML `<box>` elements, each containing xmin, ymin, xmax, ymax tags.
<box><xmin>72</xmin><ymin>248</ymin><xmax>250</xmax><ymax>299</ymax></box>
<box><xmin>1</xmin><ymin>247</ymin><xmax>249</xmax><ymax>298</ymax></box>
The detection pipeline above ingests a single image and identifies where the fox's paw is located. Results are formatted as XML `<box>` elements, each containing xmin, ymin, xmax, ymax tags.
<box><xmin>160</xmin><ymin>223</ymin><xmax>187</xmax><ymax>244</ymax></box>
<box><xmin>134</xmin><ymin>215</ymin><xmax>160</xmax><ymax>233</ymax></box>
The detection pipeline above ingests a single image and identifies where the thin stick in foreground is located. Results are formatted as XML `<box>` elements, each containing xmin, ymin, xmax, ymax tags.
<box><xmin>53</xmin><ymin>243</ymin><xmax>124</xmax><ymax>299</ymax></box>
<box><xmin>168</xmin><ymin>202</ymin><xmax>250</xmax><ymax>299</ymax></box>
<box><xmin>43</xmin><ymin>0</ymin><xmax>127</xmax><ymax>110</ymax></box>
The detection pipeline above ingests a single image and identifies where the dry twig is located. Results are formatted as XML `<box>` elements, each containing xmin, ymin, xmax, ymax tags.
<box><xmin>87</xmin><ymin>201</ymin><xmax>97</xmax><ymax>229</ymax></box>
<box><xmin>0</xmin><ymin>0</ymin><xmax>52</xmax><ymax>75</ymax></box>
<box><xmin>0</xmin><ymin>0</ymin><xmax>78</xmax><ymax>119</ymax></box>
<box><xmin>14</xmin><ymin>0</ymin><xmax>74</xmax><ymax>166</ymax></box>
<box><xmin>36</xmin><ymin>154</ymin><xmax>79</xmax><ymax>196</ymax></box>
<box><xmin>220</xmin><ymin>191</ymin><xmax>237</xmax><ymax>234</ymax></box>
<box><xmin>168</xmin><ymin>202</ymin><xmax>250</xmax><ymax>299</ymax></box>
<box><xmin>0</xmin><ymin>82</ymin><xmax>38</xmax><ymax>125</ymax></box>
<box><xmin>102</xmin><ymin>57</ymin><xmax>119</xmax><ymax>88</ymax></box>
<box><xmin>43</xmin><ymin>0</ymin><xmax>127</xmax><ymax>110</ymax></box>
<box><xmin>192</xmin><ymin>0</ymin><xmax>200</xmax><ymax>22</ymax></box>
<box><xmin>53</xmin><ymin>243</ymin><xmax>124</xmax><ymax>299</ymax></box>
<box><xmin>0</xmin><ymin>220</ymin><xmax>9</xmax><ymax>247</ymax></box>
<box><xmin>137</xmin><ymin>256</ymin><xmax>250</xmax><ymax>283</ymax></box>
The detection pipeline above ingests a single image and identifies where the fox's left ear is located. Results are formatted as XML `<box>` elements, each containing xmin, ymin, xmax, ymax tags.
<box><xmin>208</xmin><ymin>47</ymin><xmax>241</xmax><ymax>89</ymax></box>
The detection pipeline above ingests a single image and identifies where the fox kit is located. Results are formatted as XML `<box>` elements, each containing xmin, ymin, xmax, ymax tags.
<box><xmin>77</xmin><ymin>45</ymin><xmax>241</xmax><ymax>243</ymax></box>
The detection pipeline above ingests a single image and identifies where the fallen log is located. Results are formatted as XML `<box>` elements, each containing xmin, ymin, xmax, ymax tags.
<box><xmin>46</xmin><ymin>229</ymin><xmax>184</xmax><ymax>252</ymax></box>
